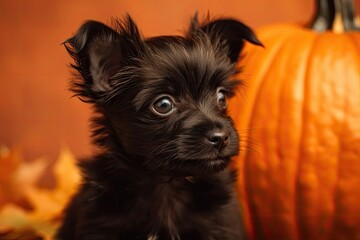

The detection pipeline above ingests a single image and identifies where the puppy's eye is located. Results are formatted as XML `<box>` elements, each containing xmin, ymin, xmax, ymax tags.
<box><xmin>217</xmin><ymin>88</ymin><xmax>228</xmax><ymax>110</ymax></box>
<box><xmin>151</xmin><ymin>96</ymin><xmax>175</xmax><ymax>116</ymax></box>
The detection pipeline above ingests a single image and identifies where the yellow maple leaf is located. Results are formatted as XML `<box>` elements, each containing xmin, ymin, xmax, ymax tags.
<box><xmin>25</xmin><ymin>147</ymin><xmax>81</xmax><ymax>221</ymax></box>
<box><xmin>0</xmin><ymin>145</ymin><xmax>47</xmax><ymax>209</ymax></box>
<box><xmin>0</xmin><ymin>147</ymin><xmax>81</xmax><ymax>239</ymax></box>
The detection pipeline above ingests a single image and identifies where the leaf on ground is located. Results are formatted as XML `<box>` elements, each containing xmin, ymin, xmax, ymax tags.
<box><xmin>24</xmin><ymin>147</ymin><xmax>81</xmax><ymax>220</ymax></box>
<box><xmin>0</xmin><ymin>145</ymin><xmax>47</xmax><ymax>209</ymax></box>
<box><xmin>0</xmin><ymin>147</ymin><xmax>81</xmax><ymax>239</ymax></box>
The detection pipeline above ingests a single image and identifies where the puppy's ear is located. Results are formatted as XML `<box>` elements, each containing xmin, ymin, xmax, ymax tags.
<box><xmin>190</xmin><ymin>15</ymin><xmax>263</xmax><ymax>63</ymax></box>
<box><xmin>64</xmin><ymin>16</ymin><xmax>143</xmax><ymax>101</ymax></box>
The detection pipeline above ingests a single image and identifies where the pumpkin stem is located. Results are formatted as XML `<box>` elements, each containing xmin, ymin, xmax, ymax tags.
<box><xmin>340</xmin><ymin>0</ymin><xmax>360</xmax><ymax>30</ymax></box>
<box><xmin>309</xmin><ymin>0</ymin><xmax>360</xmax><ymax>32</ymax></box>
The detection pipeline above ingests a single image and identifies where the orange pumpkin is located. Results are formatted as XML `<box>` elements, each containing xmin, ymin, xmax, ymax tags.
<box><xmin>229</xmin><ymin>0</ymin><xmax>360</xmax><ymax>239</ymax></box>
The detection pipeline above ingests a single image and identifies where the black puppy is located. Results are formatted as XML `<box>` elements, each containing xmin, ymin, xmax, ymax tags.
<box><xmin>56</xmin><ymin>14</ymin><xmax>261</xmax><ymax>240</ymax></box>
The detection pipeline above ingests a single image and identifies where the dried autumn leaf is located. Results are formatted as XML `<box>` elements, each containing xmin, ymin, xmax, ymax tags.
<box><xmin>0</xmin><ymin>145</ymin><xmax>47</xmax><ymax>209</ymax></box>
<box><xmin>24</xmin><ymin>147</ymin><xmax>81</xmax><ymax>221</ymax></box>
<box><xmin>0</xmin><ymin>147</ymin><xmax>81</xmax><ymax>239</ymax></box>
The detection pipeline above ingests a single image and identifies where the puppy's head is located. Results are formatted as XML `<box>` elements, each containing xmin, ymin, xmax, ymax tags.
<box><xmin>65</xmin><ymin>15</ymin><xmax>262</xmax><ymax>176</ymax></box>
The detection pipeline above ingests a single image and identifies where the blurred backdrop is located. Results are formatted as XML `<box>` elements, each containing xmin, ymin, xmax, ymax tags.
<box><xmin>0</xmin><ymin>0</ymin><xmax>338</xmax><ymax>162</ymax></box>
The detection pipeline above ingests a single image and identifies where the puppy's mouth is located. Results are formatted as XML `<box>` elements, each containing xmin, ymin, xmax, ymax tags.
<box><xmin>179</xmin><ymin>156</ymin><xmax>232</xmax><ymax>174</ymax></box>
<box><xmin>203</xmin><ymin>157</ymin><xmax>230</xmax><ymax>168</ymax></box>
<box><xmin>186</xmin><ymin>151</ymin><xmax>236</xmax><ymax>163</ymax></box>
<box><xmin>188</xmin><ymin>156</ymin><xmax>230</xmax><ymax>164</ymax></box>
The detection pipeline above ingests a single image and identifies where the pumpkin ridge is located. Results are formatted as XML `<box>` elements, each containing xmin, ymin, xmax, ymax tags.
<box><xmin>294</xmin><ymin>31</ymin><xmax>321</xmax><ymax>240</ymax></box>
<box><xmin>235</xmin><ymin>30</ymin><xmax>296</xmax><ymax>240</ymax></box>
<box><xmin>296</xmin><ymin>32</ymin><xmax>336</xmax><ymax>240</ymax></box>
<box><xmin>331</xmin><ymin>53</ymin><xmax>348</xmax><ymax>240</ymax></box>
<box><xmin>244</xmin><ymin>32</ymin><xmax>303</xmax><ymax>240</ymax></box>
<box><xmin>275</xmin><ymin>30</ymin><xmax>319</xmax><ymax>240</ymax></box>
<box><xmin>331</xmin><ymin>34</ymin><xmax>360</xmax><ymax>240</ymax></box>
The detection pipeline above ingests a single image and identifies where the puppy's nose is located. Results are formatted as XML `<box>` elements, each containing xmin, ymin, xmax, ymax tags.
<box><xmin>207</xmin><ymin>130</ymin><xmax>229</xmax><ymax>150</ymax></box>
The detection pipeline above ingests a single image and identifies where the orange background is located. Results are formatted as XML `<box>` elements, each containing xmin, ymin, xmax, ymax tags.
<box><xmin>0</xmin><ymin>0</ymin><xmax>336</xmax><ymax>161</ymax></box>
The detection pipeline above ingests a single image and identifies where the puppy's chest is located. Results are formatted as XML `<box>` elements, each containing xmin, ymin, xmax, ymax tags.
<box><xmin>134</xmin><ymin>179</ymin><xmax>191</xmax><ymax>232</ymax></box>
<box><xmin>128</xmin><ymin>177</ymin><xmax>230</xmax><ymax>238</ymax></box>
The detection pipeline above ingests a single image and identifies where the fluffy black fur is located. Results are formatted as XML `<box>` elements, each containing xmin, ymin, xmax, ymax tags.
<box><xmin>56</xmin><ymin>14</ymin><xmax>262</xmax><ymax>240</ymax></box>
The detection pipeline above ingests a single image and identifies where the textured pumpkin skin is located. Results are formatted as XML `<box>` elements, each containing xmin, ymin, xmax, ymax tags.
<box><xmin>229</xmin><ymin>24</ymin><xmax>360</xmax><ymax>240</ymax></box>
